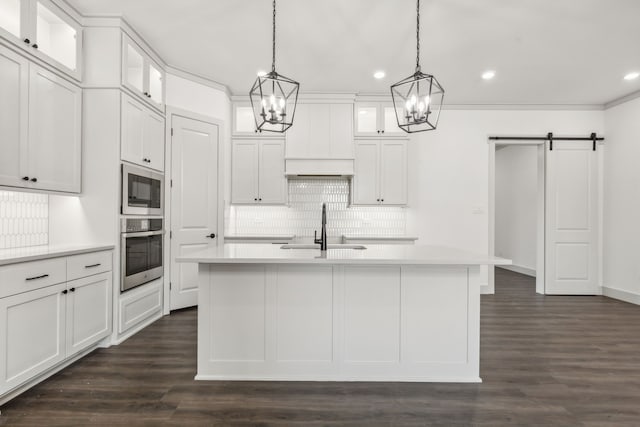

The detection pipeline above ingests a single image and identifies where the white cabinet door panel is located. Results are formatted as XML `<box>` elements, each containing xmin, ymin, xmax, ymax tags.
<box><xmin>27</xmin><ymin>64</ymin><xmax>81</xmax><ymax>193</ymax></box>
<box><xmin>0</xmin><ymin>45</ymin><xmax>28</xmax><ymax>188</ymax></box>
<box><xmin>0</xmin><ymin>283</ymin><xmax>66</xmax><ymax>395</ymax></box>
<box><xmin>65</xmin><ymin>272</ymin><xmax>112</xmax><ymax>358</ymax></box>
<box><xmin>144</xmin><ymin>111</ymin><xmax>165</xmax><ymax>172</ymax></box>
<box><xmin>545</xmin><ymin>141</ymin><xmax>599</xmax><ymax>295</ymax></box>
<box><xmin>258</xmin><ymin>140</ymin><xmax>286</xmax><ymax>204</ymax></box>
<box><xmin>353</xmin><ymin>141</ymin><xmax>379</xmax><ymax>205</ymax></box>
<box><xmin>380</xmin><ymin>141</ymin><xmax>407</xmax><ymax>205</ymax></box>
<box><xmin>121</xmin><ymin>94</ymin><xmax>145</xmax><ymax>166</ymax></box>
<box><xmin>330</xmin><ymin>103</ymin><xmax>354</xmax><ymax>158</ymax></box>
<box><xmin>231</xmin><ymin>140</ymin><xmax>259</xmax><ymax>204</ymax></box>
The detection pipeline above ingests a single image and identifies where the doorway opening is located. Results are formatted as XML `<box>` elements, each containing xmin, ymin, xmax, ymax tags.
<box><xmin>489</xmin><ymin>142</ymin><xmax>546</xmax><ymax>294</ymax></box>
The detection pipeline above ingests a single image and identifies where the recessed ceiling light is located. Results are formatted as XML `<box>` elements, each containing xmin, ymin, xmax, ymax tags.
<box><xmin>256</xmin><ymin>70</ymin><xmax>267</xmax><ymax>77</ymax></box>
<box><xmin>624</xmin><ymin>72</ymin><xmax>639</xmax><ymax>81</ymax></box>
<box><xmin>482</xmin><ymin>70</ymin><xmax>496</xmax><ymax>80</ymax></box>
<box><xmin>374</xmin><ymin>71</ymin><xmax>385</xmax><ymax>79</ymax></box>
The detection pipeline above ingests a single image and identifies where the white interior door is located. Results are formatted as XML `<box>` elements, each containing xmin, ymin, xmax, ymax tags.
<box><xmin>170</xmin><ymin>116</ymin><xmax>219</xmax><ymax>310</ymax></box>
<box><xmin>545</xmin><ymin>141</ymin><xmax>599</xmax><ymax>295</ymax></box>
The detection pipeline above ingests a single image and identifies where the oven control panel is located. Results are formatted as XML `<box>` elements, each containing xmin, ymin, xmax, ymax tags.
<box><xmin>122</xmin><ymin>218</ymin><xmax>163</xmax><ymax>233</ymax></box>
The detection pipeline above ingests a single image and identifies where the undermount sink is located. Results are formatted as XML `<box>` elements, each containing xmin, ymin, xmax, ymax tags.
<box><xmin>280</xmin><ymin>244</ymin><xmax>367</xmax><ymax>250</ymax></box>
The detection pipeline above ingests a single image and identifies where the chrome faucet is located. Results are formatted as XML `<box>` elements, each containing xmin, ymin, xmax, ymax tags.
<box><xmin>314</xmin><ymin>202</ymin><xmax>328</xmax><ymax>251</ymax></box>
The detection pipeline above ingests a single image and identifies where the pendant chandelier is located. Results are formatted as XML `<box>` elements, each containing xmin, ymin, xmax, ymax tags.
<box><xmin>390</xmin><ymin>0</ymin><xmax>444</xmax><ymax>133</ymax></box>
<box><xmin>250</xmin><ymin>0</ymin><xmax>300</xmax><ymax>133</ymax></box>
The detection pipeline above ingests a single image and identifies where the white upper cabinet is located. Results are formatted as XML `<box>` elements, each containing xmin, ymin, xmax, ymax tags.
<box><xmin>0</xmin><ymin>0</ymin><xmax>82</xmax><ymax>80</ymax></box>
<box><xmin>122</xmin><ymin>34</ymin><xmax>165</xmax><ymax>111</ymax></box>
<box><xmin>0</xmin><ymin>44</ymin><xmax>81</xmax><ymax>194</ymax></box>
<box><xmin>28</xmin><ymin>64</ymin><xmax>82</xmax><ymax>192</ymax></box>
<box><xmin>353</xmin><ymin>140</ymin><xmax>407</xmax><ymax>206</ymax></box>
<box><xmin>121</xmin><ymin>93</ymin><xmax>165</xmax><ymax>171</ymax></box>
<box><xmin>0</xmin><ymin>45</ymin><xmax>29</xmax><ymax>189</ymax></box>
<box><xmin>231</xmin><ymin>138</ymin><xmax>286</xmax><ymax>205</ymax></box>
<box><xmin>285</xmin><ymin>103</ymin><xmax>354</xmax><ymax>159</ymax></box>
<box><xmin>232</xmin><ymin>103</ymin><xmax>283</xmax><ymax>135</ymax></box>
<box><xmin>354</xmin><ymin>102</ymin><xmax>404</xmax><ymax>137</ymax></box>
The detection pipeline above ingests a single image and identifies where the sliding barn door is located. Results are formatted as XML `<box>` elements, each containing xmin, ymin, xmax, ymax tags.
<box><xmin>545</xmin><ymin>141</ymin><xmax>599</xmax><ymax>295</ymax></box>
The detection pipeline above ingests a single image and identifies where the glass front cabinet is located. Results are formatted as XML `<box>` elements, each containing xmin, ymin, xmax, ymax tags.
<box><xmin>122</xmin><ymin>34</ymin><xmax>165</xmax><ymax>111</ymax></box>
<box><xmin>0</xmin><ymin>0</ymin><xmax>82</xmax><ymax>80</ymax></box>
<box><xmin>354</xmin><ymin>102</ymin><xmax>405</xmax><ymax>137</ymax></box>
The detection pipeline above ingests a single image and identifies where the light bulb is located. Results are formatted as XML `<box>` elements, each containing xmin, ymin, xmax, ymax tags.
<box><xmin>261</xmin><ymin>98</ymin><xmax>267</xmax><ymax>107</ymax></box>
<box><xmin>270</xmin><ymin>94</ymin><xmax>276</xmax><ymax>108</ymax></box>
<box><xmin>424</xmin><ymin>96</ymin><xmax>430</xmax><ymax>106</ymax></box>
<box><xmin>405</xmin><ymin>100</ymin><xmax>412</xmax><ymax>110</ymax></box>
<box><xmin>410</xmin><ymin>94</ymin><xmax>417</xmax><ymax>105</ymax></box>
<box><xmin>418</xmin><ymin>102</ymin><xmax>425</xmax><ymax>112</ymax></box>
<box><xmin>279</xmin><ymin>97</ymin><xmax>285</xmax><ymax>108</ymax></box>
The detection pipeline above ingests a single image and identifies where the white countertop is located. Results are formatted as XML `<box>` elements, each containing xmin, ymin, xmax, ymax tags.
<box><xmin>342</xmin><ymin>235</ymin><xmax>419</xmax><ymax>241</ymax></box>
<box><xmin>0</xmin><ymin>244</ymin><xmax>115</xmax><ymax>266</ymax></box>
<box><xmin>224</xmin><ymin>234</ymin><xmax>296</xmax><ymax>241</ymax></box>
<box><xmin>177</xmin><ymin>243</ymin><xmax>511</xmax><ymax>266</ymax></box>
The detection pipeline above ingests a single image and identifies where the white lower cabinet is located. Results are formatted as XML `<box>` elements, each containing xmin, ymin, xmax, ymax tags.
<box><xmin>0</xmin><ymin>282</ymin><xmax>67</xmax><ymax>395</ymax></box>
<box><xmin>353</xmin><ymin>139</ymin><xmax>408</xmax><ymax>206</ymax></box>
<box><xmin>0</xmin><ymin>252</ymin><xmax>113</xmax><ymax>400</ymax></box>
<box><xmin>65</xmin><ymin>272</ymin><xmax>112</xmax><ymax>358</ymax></box>
<box><xmin>231</xmin><ymin>138</ymin><xmax>286</xmax><ymax>205</ymax></box>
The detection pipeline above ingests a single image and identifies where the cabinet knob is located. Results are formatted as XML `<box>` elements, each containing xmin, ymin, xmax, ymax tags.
<box><xmin>259</xmin><ymin>198</ymin><xmax>262</xmax><ymax>201</ymax></box>
<box><xmin>206</xmin><ymin>233</ymin><xmax>216</xmax><ymax>239</ymax></box>
<box><xmin>381</xmin><ymin>199</ymin><xmax>385</xmax><ymax>202</ymax></box>
<box><xmin>62</xmin><ymin>290</ymin><xmax>68</xmax><ymax>295</ymax></box>
<box><xmin>70</xmin><ymin>287</ymin><xmax>76</xmax><ymax>292</ymax></box>
<box><xmin>32</xmin><ymin>43</ymin><xmax>38</xmax><ymax>49</ymax></box>
<box><xmin>376</xmin><ymin>198</ymin><xmax>380</xmax><ymax>202</ymax></box>
<box><xmin>30</xmin><ymin>177</ymin><xmax>37</xmax><ymax>183</ymax></box>
<box><xmin>377</xmin><ymin>130</ymin><xmax>380</xmax><ymax>134</ymax></box>
<box><xmin>381</xmin><ymin>130</ymin><xmax>385</xmax><ymax>134</ymax></box>
<box><xmin>254</xmin><ymin>198</ymin><xmax>258</xmax><ymax>201</ymax></box>
<box><xmin>23</xmin><ymin>38</ymin><xmax>30</xmax><ymax>44</ymax></box>
<box><xmin>22</xmin><ymin>176</ymin><xmax>29</xmax><ymax>181</ymax></box>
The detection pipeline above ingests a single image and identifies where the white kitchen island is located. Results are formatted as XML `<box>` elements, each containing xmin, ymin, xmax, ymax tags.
<box><xmin>178</xmin><ymin>244</ymin><xmax>510</xmax><ymax>383</ymax></box>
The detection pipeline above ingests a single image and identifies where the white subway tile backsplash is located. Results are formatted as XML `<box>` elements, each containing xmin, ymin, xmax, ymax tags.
<box><xmin>226</xmin><ymin>178</ymin><xmax>406</xmax><ymax>240</ymax></box>
<box><xmin>0</xmin><ymin>191</ymin><xmax>48</xmax><ymax>249</ymax></box>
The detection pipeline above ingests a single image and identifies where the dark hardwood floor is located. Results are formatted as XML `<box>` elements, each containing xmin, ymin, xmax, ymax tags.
<box><xmin>1</xmin><ymin>268</ymin><xmax>639</xmax><ymax>426</ymax></box>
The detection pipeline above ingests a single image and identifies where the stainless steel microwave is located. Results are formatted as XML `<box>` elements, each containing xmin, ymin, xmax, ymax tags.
<box><xmin>121</xmin><ymin>164</ymin><xmax>164</xmax><ymax>216</ymax></box>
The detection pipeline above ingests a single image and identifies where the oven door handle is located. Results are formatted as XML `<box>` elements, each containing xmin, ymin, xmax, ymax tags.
<box><xmin>122</xmin><ymin>230</ymin><xmax>165</xmax><ymax>238</ymax></box>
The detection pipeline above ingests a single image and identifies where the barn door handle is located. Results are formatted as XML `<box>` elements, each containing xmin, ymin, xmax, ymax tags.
<box><xmin>206</xmin><ymin>233</ymin><xmax>216</xmax><ymax>239</ymax></box>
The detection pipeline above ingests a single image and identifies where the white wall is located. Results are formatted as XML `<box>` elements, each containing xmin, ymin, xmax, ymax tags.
<box><xmin>603</xmin><ymin>97</ymin><xmax>640</xmax><ymax>304</ymax></box>
<box><xmin>494</xmin><ymin>145</ymin><xmax>538</xmax><ymax>275</ymax></box>
<box><xmin>405</xmin><ymin>109</ymin><xmax>605</xmax><ymax>289</ymax></box>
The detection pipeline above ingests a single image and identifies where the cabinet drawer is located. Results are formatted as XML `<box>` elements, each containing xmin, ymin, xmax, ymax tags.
<box><xmin>0</xmin><ymin>258</ymin><xmax>67</xmax><ymax>299</ymax></box>
<box><xmin>67</xmin><ymin>251</ymin><xmax>113</xmax><ymax>281</ymax></box>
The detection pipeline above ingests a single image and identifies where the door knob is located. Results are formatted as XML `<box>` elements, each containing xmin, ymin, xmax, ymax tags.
<box><xmin>206</xmin><ymin>233</ymin><xmax>216</xmax><ymax>239</ymax></box>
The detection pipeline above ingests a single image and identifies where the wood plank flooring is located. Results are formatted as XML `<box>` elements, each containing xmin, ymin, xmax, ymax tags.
<box><xmin>1</xmin><ymin>268</ymin><xmax>639</xmax><ymax>426</ymax></box>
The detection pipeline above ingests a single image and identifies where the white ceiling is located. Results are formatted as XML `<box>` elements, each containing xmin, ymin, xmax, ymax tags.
<box><xmin>66</xmin><ymin>0</ymin><xmax>640</xmax><ymax>105</ymax></box>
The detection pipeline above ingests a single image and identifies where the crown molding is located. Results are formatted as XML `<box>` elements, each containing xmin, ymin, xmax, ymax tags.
<box><xmin>604</xmin><ymin>89</ymin><xmax>640</xmax><ymax>110</ymax></box>
<box><xmin>165</xmin><ymin>66</ymin><xmax>232</xmax><ymax>99</ymax></box>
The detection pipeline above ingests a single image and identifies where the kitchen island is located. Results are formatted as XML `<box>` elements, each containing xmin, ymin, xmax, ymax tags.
<box><xmin>178</xmin><ymin>244</ymin><xmax>510</xmax><ymax>383</ymax></box>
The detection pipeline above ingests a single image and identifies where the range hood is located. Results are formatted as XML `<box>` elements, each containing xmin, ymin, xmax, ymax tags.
<box><xmin>285</xmin><ymin>158</ymin><xmax>354</xmax><ymax>177</ymax></box>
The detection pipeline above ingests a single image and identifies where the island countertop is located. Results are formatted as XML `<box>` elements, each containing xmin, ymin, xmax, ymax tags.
<box><xmin>177</xmin><ymin>243</ymin><xmax>511</xmax><ymax>266</ymax></box>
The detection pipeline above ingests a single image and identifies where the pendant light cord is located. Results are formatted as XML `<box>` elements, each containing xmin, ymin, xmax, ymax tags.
<box><xmin>272</xmin><ymin>0</ymin><xmax>277</xmax><ymax>73</ymax></box>
<box><xmin>416</xmin><ymin>0</ymin><xmax>421</xmax><ymax>72</ymax></box>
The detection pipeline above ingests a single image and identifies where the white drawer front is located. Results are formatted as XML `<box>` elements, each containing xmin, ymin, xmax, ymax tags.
<box><xmin>67</xmin><ymin>251</ymin><xmax>113</xmax><ymax>281</ymax></box>
<box><xmin>0</xmin><ymin>258</ymin><xmax>67</xmax><ymax>299</ymax></box>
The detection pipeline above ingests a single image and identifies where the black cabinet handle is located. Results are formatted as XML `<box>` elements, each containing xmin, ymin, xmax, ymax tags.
<box><xmin>70</xmin><ymin>288</ymin><xmax>76</xmax><ymax>292</ymax></box>
<box><xmin>26</xmin><ymin>274</ymin><xmax>49</xmax><ymax>281</ymax></box>
<box><xmin>259</xmin><ymin>198</ymin><xmax>262</xmax><ymax>201</ymax></box>
<box><xmin>376</xmin><ymin>198</ymin><xmax>380</xmax><ymax>202</ymax></box>
<box><xmin>85</xmin><ymin>263</ymin><xmax>101</xmax><ymax>268</ymax></box>
<box><xmin>206</xmin><ymin>233</ymin><xmax>216</xmax><ymax>239</ymax></box>
<box><xmin>254</xmin><ymin>198</ymin><xmax>258</xmax><ymax>201</ymax></box>
<box><xmin>22</xmin><ymin>176</ymin><xmax>29</xmax><ymax>181</ymax></box>
<box><xmin>62</xmin><ymin>289</ymin><xmax>68</xmax><ymax>295</ymax></box>
<box><xmin>381</xmin><ymin>130</ymin><xmax>385</xmax><ymax>134</ymax></box>
<box><xmin>30</xmin><ymin>178</ymin><xmax>37</xmax><ymax>182</ymax></box>
<box><xmin>24</xmin><ymin>38</ymin><xmax>30</xmax><ymax>44</ymax></box>
<box><xmin>377</xmin><ymin>130</ymin><xmax>380</xmax><ymax>134</ymax></box>
<box><xmin>381</xmin><ymin>199</ymin><xmax>385</xmax><ymax>202</ymax></box>
<box><xmin>32</xmin><ymin>43</ymin><xmax>38</xmax><ymax>49</ymax></box>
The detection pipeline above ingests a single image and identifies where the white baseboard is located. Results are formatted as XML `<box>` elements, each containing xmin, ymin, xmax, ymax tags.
<box><xmin>602</xmin><ymin>286</ymin><xmax>640</xmax><ymax>306</ymax></box>
<box><xmin>497</xmin><ymin>264</ymin><xmax>536</xmax><ymax>277</ymax></box>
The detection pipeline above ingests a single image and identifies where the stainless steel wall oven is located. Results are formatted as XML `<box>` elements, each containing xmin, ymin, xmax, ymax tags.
<box><xmin>121</xmin><ymin>218</ymin><xmax>163</xmax><ymax>292</ymax></box>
